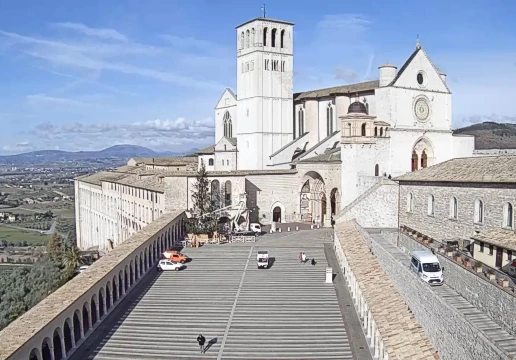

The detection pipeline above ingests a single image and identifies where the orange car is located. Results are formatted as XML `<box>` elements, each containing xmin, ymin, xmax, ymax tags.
<box><xmin>163</xmin><ymin>250</ymin><xmax>189</xmax><ymax>263</ymax></box>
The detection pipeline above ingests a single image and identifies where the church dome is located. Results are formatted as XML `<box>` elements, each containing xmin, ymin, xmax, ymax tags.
<box><xmin>348</xmin><ymin>101</ymin><xmax>368</xmax><ymax>114</ymax></box>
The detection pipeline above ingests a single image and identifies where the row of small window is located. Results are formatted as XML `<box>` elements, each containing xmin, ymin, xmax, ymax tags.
<box><xmin>264</xmin><ymin>59</ymin><xmax>286</xmax><ymax>72</ymax></box>
<box><xmin>239</xmin><ymin>27</ymin><xmax>287</xmax><ymax>49</ymax></box>
<box><xmin>407</xmin><ymin>194</ymin><xmax>516</xmax><ymax>228</ymax></box>
<box><xmin>241</xmin><ymin>61</ymin><xmax>254</xmax><ymax>73</ymax></box>
<box><xmin>478</xmin><ymin>241</ymin><xmax>513</xmax><ymax>260</ymax></box>
<box><xmin>107</xmin><ymin>183</ymin><xmax>160</xmax><ymax>203</ymax></box>
<box><xmin>202</xmin><ymin>158</ymin><xmax>230</xmax><ymax>166</ymax></box>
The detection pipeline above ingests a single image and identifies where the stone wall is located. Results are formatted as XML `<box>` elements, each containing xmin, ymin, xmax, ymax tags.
<box><xmin>339</xmin><ymin>179</ymin><xmax>398</xmax><ymax>228</ymax></box>
<box><xmin>393</xmin><ymin>230</ymin><xmax>516</xmax><ymax>337</ymax></box>
<box><xmin>368</xmin><ymin>230</ymin><xmax>512</xmax><ymax>360</ymax></box>
<box><xmin>399</xmin><ymin>182</ymin><xmax>516</xmax><ymax>242</ymax></box>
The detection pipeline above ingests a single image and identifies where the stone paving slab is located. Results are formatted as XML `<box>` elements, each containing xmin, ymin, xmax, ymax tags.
<box><xmin>69</xmin><ymin>230</ymin><xmax>357</xmax><ymax>360</ymax></box>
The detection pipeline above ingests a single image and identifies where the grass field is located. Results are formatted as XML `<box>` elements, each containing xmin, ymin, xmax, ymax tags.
<box><xmin>0</xmin><ymin>226</ymin><xmax>52</xmax><ymax>245</ymax></box>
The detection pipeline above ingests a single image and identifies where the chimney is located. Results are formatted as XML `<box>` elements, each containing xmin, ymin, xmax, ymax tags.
<box><xmin>378</xmin><ymin>62</ymin><xmax>397</xmax><ymax>87</ymax></box>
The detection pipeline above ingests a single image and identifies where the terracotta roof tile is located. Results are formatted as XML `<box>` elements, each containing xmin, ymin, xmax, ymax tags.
<box><xmin>335</xmin><ymin>221</ymin><xmax>438</xmax><ymax>359</ymax></box>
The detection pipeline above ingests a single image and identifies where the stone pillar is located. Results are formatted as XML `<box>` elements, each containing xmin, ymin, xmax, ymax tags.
<box><xmin>60</xmin><ymin>336</ymin><xmax>66</xmax><ymax>359</ymax></box>
<box><xmin>102</xmin><ymin>295</ymin><xmax>107</xmax><ymax>318</ymax></box>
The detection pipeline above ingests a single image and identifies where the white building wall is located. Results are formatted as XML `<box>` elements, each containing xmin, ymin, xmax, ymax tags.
<box><xmin>452</xmin><ymin>135</ymin><xmax>476</xmax><ymax>158</ymax></box>
<box><xmin>198</xmin><ymin>155</ymin><xmax>215</xmax><ymax>171</ymax></box>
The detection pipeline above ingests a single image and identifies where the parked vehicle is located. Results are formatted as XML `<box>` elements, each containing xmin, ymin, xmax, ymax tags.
<box><xmin>257</xmin><ymin>250</ymin><xmax>269</xmax><ymax>269</ymax></box>
<box><xmin>157</xmin><ymin>259</ymin><xmax>186</xmax><ymax>272</ymax></box>
<box><xmin>76</xmin><ymin>265</ymin><xmax>90</xmax><ymax>274</ymax></box>
<box><xmin>163</xmin><ymin>250</ymin><xmax>189</xmax><ymax>263</ymax></box>
<box><xmin>410</xmin><ymin>251</ymin><xmax>444</xmax><ymax>285</ymax></box>
<box><xmin>250</xmin><ymin>223</ymin><xmax>262</xmax><ymax>234</ymax></box>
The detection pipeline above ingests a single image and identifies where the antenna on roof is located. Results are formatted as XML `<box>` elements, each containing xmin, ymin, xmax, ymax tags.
<box><xmin>261</xmin><ymin>3</ymin><xmax>266</xmax><ymax>18</ymax></box>
<box><xmin>416</xmin><ymin>34</ymin><xmax>421</xmax><ymax>49</ymax></box>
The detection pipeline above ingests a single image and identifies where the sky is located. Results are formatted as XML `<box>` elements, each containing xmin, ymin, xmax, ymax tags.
<box><xmin>0</xmin><ymin>0</ymin><xmax>515</xmax><ymax>155</ymax></box>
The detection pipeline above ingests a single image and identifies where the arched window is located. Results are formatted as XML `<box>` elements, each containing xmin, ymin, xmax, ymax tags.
<box><xmin>225</xmin><ymin>181</ymin><xmax>232</xmax><ymax>206</ymax></box>
<box><xmin>380</xmin><ymin>127</ymin><xmax>384</xmax><ymax>137</ymax></box>
<box><xmin>475</xmin><ymin>199</ymin><xmax>484</xmax><ymax>223</ymax></box>
<box><xmin>223</xmin><ymin>111</ymin><xmax>232</xmax><ymax>138</ymax></box>
<box><xmin>251</xmin><ymin>28</ymin><xmax>255</xmax><ymax>46</ymax></box>
<box><xmin>374</xmin><ymin>164</ymin><xmax>379</xmax><ymax>176</ymax></box>
<box><xmin>263</xmin><ymin>27</ymin><xmax>268</xmax><ymax>46</ymax></box>
<box><xmin>280</xmin><ymin>29</ymin><xmax>285</xmax><ymax>48</ymax></box>
<box><xmin>407</xmin><ymin>193</ymin><xmax>414</xmax><ymax>212</ymax></box>
<box><xmin>240</xmin><ymin>32</ymin><xmax>244</xmax><ymax>49</ymax></box>
<box><xmin>245</xmin><ymin>30</ymin><xmax>250</xmax><ymax>48</ymax></box>
<box><xmin>449</xmin><ymin>197</ymin><xmax>458</xmax><ymax>219</ymax></box>
<box><xmin>361</xmin><ymin>123</ymin><xmax>367</xmax><ymax>136</ymax></box>
<box><xmin>271</xmin><ymin>28</ymin><xmax>277</xmax><ymax>47</ymax></box>
<box><xmin>421</xmin><ymin>150</ymin><xmax>428</xmax><ymax>169</ymax></box>
<box><xmin>293</xmin><ymin>111</ymin><xmax>297</xmax><ymax>139</ymax></box>
<box><xmin>428</xmin><ymin>195</ymin><xmax>435</xmax><ymax>216</ymax></box>
<box><xmin>411</xmin><ymin>151</ymin><xmax>419</xmax><ymax>172</ymax></box>
<box><xmin>504</xmin><ymin>203</ymin><xmax>513</xmax><ymax>228</ymax></box>
<box><xmin>374</xmin><ymin>127</ymin><xmax>378</xmax><ymax>137</ymax></box>
<box><xmin>224</xmin><ymin>144</ymin><xmax>227</xmax><ymax>151</ymax></box>
<box><xmin>298</xmin><ymin>108</ymin><xmax>304</xmax><ymax>137</ymax></box>
<box><xmin>208</xmin><ymin>158</ymin><xmax>213</xmax><ymax>166</ymax></box>
<box><xmin>326</xmin><ymin>103</ymin><xmax>333</xmax><ymax>136</ymax></box>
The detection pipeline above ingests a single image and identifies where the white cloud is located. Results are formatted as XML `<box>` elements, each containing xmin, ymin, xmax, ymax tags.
<box><xmin>26</xmin><ymin>94</ymin><xmax>90</xmax><ymax>107</ymax></box>
<box><xmin>317</xmin><ymin>14</ymin><xmax>372</xmax><ymax>32</ymax></box>
<box><xmin>0</xmin><ymin>28</ymin><xmax>225</xmax><ymax>90</ymax></box>
<box><xmin>53</xmin><ymin>22</ymin><xmax>128</xmax><ymax>42</ymax></box>
<box><xmin>2</xmin><ymin>141</ymin><xmax>34</xmax><ymax>153</ymax></box>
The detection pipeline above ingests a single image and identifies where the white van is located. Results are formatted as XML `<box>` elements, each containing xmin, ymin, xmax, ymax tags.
<box><xmin>410</xmin><ymin>251</ymin><xmax>444</xmax><ymax>285</ymax></box>
<box><xmin>250</xmin><ymin>223</ymin><xmax>262</xmax><ymax>234</ymax></box>
<box><xmin>257</xmin><ymin>250</ymin><xmax>269</xmax><ymax>269</ymax></box>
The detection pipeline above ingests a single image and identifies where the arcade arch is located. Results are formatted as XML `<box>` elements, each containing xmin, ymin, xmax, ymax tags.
<box><xmin>299</xmin><ymin>171</ymin><xmax>327</xmax><ymax>224</ymax></box>
<box><xmin>411</xmin><ymin>137</ymin><xmax>434</xmax><ymax>171</ymax></box>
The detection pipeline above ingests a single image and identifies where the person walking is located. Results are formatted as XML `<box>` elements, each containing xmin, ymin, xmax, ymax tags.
<box><xmin>301</xmin><ymin>252</ymin><xmax>306</xmax><ymax>264</ymax></box>
<box><xmin>298</xmin><ymin>252</ymin><xmax>302</xmax><ymax>263</ymax></box>
<box><xmin>197</xmin><ymin>334</ymin><xmax>206</xmax><ymax>354</ymax></box>
<box><xmin>311</xmin><ymin>258</ymin><xmax>316</xmax><ymax>266</ymax></box>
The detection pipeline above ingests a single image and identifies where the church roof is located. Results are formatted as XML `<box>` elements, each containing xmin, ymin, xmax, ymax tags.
<box><xmin>395</xmin><ymin>156</ymin><xmax>516</xmax><ymax>184</ymax></box>
<box><xmin>227</xmin><ymin>137</ymin><xmax>237</xmax><ymax>146</ymax></box>
<box><xmin>297</xmin><ymin>147</ymin><xmax>341</xmax><ymax>164</ymax></box>
<box><xmin>236</xmin><ymin>17</ymin><xmax>295</xmax><ymax>28</ymax></box>
<box><xmin>387</xmin><ymin>44</ymin><xmax>451</xmax><ymax>93</ymax></box>
<box><xmin>348</xmin><ymin>101</ymin><xmax>368</xmax><ymax>114</ymax></box>
<box><xmin>294</xmin><ymin>80</ymin><xmax>379</xmax><ymax>101</ymax></box>
<box><xmin>196</xmin><ymin>144</ymin><xmax>215</xmax><ymax>155</ymax></box>
<box><xmin>131</xmin><ymin>157</ymin><xmax>198</xmax><ymax>166</ymax></box>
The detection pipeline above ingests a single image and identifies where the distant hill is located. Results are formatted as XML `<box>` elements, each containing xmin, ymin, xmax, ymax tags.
<box><xmin>453</xmin><ymin>122</ymin><xmax>516</xmax><ymax>150</ymax></box>
<box><xmin>0</xmin><ymin>145</ymin><xmax>200</xmax><ymax>165</ymax></box>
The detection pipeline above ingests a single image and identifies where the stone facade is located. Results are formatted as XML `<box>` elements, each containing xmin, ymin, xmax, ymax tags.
<box><xmin>366</xmin><ymin>229</ymin><xmax>512</xmax><ymax>360</ymax></box>
<box><xmin>399</xmin><ymin>182</ymin><xmax>516</xmax><ymax>269</ymax></box>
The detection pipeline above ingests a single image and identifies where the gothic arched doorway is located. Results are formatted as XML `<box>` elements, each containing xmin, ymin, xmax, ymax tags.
<box><xmin>273</xmin><ymin>207</ymin><xmax>281</xmax><ymax>223</ymax></box>
<box><xmin>299</xmin><ymin>171</ymin><xmax>327</xmax><ymax>224</ymax></box>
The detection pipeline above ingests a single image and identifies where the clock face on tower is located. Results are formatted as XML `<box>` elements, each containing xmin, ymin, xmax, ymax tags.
<box><xmin>414</xmin><ymin>98</ymin><xmax>430</xmax><ymax>121</ymax></box>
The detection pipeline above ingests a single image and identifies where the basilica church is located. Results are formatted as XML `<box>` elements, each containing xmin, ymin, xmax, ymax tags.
<box><xmin>75</xmin><ymin>15</ymin><xmax>476</xmax><ymax>251</ymax></box>
<box><xmin>195</xmin><ymin>15</ymin><xmax>475</xmax><ymax>222</ymax></box>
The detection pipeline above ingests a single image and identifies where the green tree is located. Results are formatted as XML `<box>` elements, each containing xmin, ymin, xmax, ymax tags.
<box><xmin>186</xmin><ymin>162</ymin><xmax>218</xmax><ymax>234</ymax></box>
<box><xmin>46</xmin><ymin>233</ymin><xmax>63</xmax><ymax>265</ymax></box>
<box><xmin>61</xmin><ymin>246</ymin><xmax>82</xmax><ymax>281</ymax></box>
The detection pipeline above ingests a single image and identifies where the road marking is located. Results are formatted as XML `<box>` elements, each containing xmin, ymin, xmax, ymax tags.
<box><xmin>217</xmin><ymin>245</ymin><xmax>253</xmax><ymax>360</ymax></box>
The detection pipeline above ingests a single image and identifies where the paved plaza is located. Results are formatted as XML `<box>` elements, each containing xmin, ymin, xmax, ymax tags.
<box><xmin>70</xmin><ymin>229</ymin><xmax>363</xmax><ymax>360</ymax></box>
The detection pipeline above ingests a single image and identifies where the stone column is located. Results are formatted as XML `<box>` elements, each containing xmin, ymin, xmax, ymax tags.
<box><xmin>60</xmin><ymin>336</ymin><xmax>66</xmax><ymax>359</ymax></box>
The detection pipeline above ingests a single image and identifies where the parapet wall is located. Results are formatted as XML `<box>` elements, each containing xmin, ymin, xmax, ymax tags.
<box><xmin>0</xmin><ymin>211</ymin><xmax>186</xmax><ymax>360</ymax></box>
<box><xmin>390</xmin><ymin>230</ymin><xmax>516</xmax><ymax>337</ymax></box>
<box><xmin>368</xmin><ymin>230</ymin><xmax>511</xmax><ymax>360</ymax></box>
<box><xmin>333</xmin><ymin>221</ymin><xmax>438</xmax><ymax>359</ymax></box>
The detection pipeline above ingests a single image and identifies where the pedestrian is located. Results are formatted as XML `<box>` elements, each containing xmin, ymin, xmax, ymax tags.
<box><xmin>298</xmin><ymin>252</ymin><xmax>302</xmax><ymax>263</ymax></box>
<box><xmin>311</xmin><ymin>258</ymin><xmax>316</xmax><ymax>266</ymax></box>
<box><xmin>301</xmin><ymin>252</ymin><xmax>306</xmax><ymax>264</ymax></box>
<box><xmin>197</xmin><ymin>334</ymin><xmax>206</xmax><ymax>354</ymax></box>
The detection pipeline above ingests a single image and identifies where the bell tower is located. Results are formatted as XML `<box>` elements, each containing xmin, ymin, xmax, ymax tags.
<box><xmin>235</xmin><ymin>15</ymin><xmax>294</xmax><ymax>170</ymax></box>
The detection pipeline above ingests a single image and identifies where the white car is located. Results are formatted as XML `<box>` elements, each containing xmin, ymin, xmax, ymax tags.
<box><xmin>257</xmin><ymin>250</ymin><xmax>269</xmax><ymax>269</ymax></box>
<box><xmin>157</xmin><ymin>259</ymin><xmax>185</xmax><ymax>272</ymax></box>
